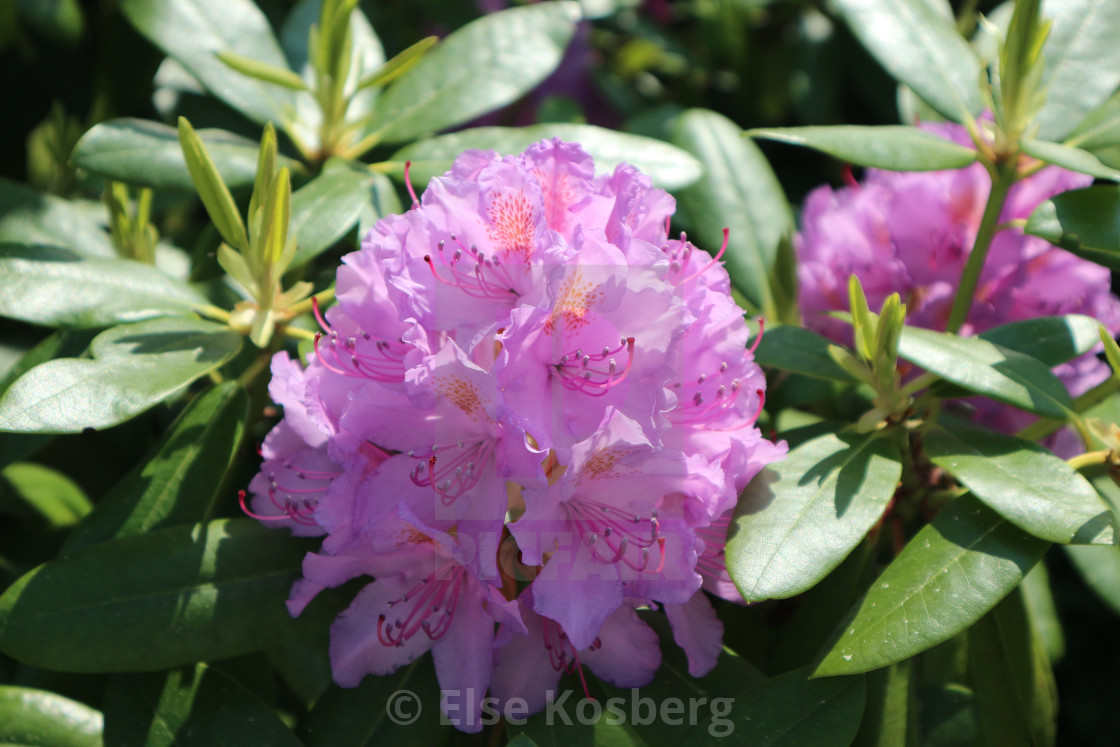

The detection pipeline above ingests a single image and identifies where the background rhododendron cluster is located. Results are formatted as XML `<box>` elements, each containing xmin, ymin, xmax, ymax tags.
<box><xmin>247</xmin><ymin>139</ymin><xmax>785</xmax><ymax>729</ymax></box>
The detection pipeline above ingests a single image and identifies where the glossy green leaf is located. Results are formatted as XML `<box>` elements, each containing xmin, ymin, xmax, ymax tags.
<box><xmin>1</xmin><ymin>462</ymin><xmax>91</xmax><ymax>528</ymax></box>
<box><xmin>1035</xmin><ymin>0</ymin><xmax>1120</xmax><ymax>141</ymax></box>
<box><xmin>0</xmin><ymin>686</ymin><xmax>103</xmax><ymax>747</ymax></box>
<box><xmin>289</xmin><ymin>166</ymin><xmax>374</xmax><ymax>268</ymax></box>
<box><xmin>301</xmin><ymin>657</ymin><xmax>451</xmax><ymax>747</ymax></box>
<box><xmin>0</xmin><ymin>518</ymin><xmax>315</xmax><ymax>672</ymax></box>
<box><xmin>0</xmin><ymin>318</ymin><xmax>242</xmax><ymax>434</ymax></box>
<box><xmin>727</xmin><ymin>432</ymin><xmax>902</xmax><ymax>603</ymax></box>
<box><xmin>828</xmin><ymin>0</ymin><xmax>982</xmax><ymax>120</ymax></box>
<box><xmin>72</xmin><ymin>119</ymin><xmax>300</xmax><ymax>192</ymax></box>
<box><xmin>119</xmin><ymin>0</ymin><xmax>297</xmax><ymax>126</ymax></box>
<box><xmin>0</xmin><ymin>177</ymin><xmax>114</xmax><ymax>258</ymax></box>
<box><xmin>852</xmin><ymin>660</ymin><xmax>914</xmax><ymax>747</ymax></box>
<box><xmin>746</xmin><ymin>126</ymin><xmax>977</xmax><ymax>171</ymax></box>
<box><xmin>1025</xmin><ymin>186</ymin><xmax>1120</xmax><ymax>271</ymax></box>
<box><xmin>967</xmin><ymin>588</ymin><xmax>1057</xmax><ymax>747</ymax></box>
<box><xmin>393</xmin><ymin>123</ymin><xmax>701</xmax><ymax>191</ymax></box>
<box><xmin>754</xmin><ymin>325</ymin><xmax>857</xmax><ymax>382</ymax></box>
<box><xmin>925</xmin><ymin>425</ymin><xmax>1116</xmax><ymax>545</ymax></box>
<box><xmin>897</xmin><ymin>326</ymin><xmax>1073</xmax><ymax>418</ymax></box>
<box><xmin>103</xmin><ymin>663</ymin><xmax>301</xmax><ymax>747</ymax></box>
<box><xmin>62</xmin><ymin>382</ymin><xmax>248</xmax><ymax>555</ymax></box>
<box><xmin>1066</xmin><ymin>89</ymin><xmax>1120</xmax><ymax>151</ymax></box>
<box><xmin>365</xmin><ymin>3</ymin><xmax>579</xmax><ymax>144</ymax></box>
<box><xmin>976</xmin><ymin>314</ymin><xmax>1101</xmax><ymax>367</ymax></box>
<box><xmin>680</xmin><ymin>666</ymin><xmax>865</xmax><ymax>747</ymax></box>
<box><xmin>672</xmin><ymin>108</ymin><xmax>791</xmax><ymax>313</ymax></box>
<box><xmin>815</xmin><ymin>496</ymin><xmax>1049</xmax><ymax>676</ymax></box>
<box><xmin>0</xmin><ymin>244</ymin><xmax>205</xmax><ymax>328</ymax></box>
<box><xmin>1020</xmin><ymin>138</ymin><xmax>1120</xmax><ymax>181</ymax></box>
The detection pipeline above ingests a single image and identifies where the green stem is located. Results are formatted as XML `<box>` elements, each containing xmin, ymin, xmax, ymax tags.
<box><xmin>945</xmin><ymin>163</ymin><xmax>1017</xmax><ymax>334</ymax></box>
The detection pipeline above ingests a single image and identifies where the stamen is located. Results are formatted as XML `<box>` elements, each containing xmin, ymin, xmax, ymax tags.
<box><xmin>404</xmin><ymin>160</ymin><xmax>420</xmax><ymax>209</ymax></box>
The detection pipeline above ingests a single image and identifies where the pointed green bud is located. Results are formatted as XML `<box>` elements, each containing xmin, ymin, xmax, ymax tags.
<box><xmin>828</xmin><ymin>344</ymin><xmax>877</xmax><ymax>387</ymax></box>
<box><xmin>1100</xmin><ymin>325</ymin><xmax>1120</xmax><ymax>377</ymax></box>
<box><xmin>357</xmin><ymin>36</ymin><xmax>439</xmax><ymax>91</ymax></box>
<box><xmin>216</xmin><ymin>50</ymin><xmax>309</xmax><ymax>91</ymax></box>
<box><xmin>178</xmin><ymin>117</ymin><xmax>249</xmax><ymax>252</ymax></box>
<box><xmin>248</xmin><ymin>122</ymin><xmax>278</xmax><ymax>245</ymax></box>
<box><xmin>848</xmin><ymin>274</ymin><xmax>875</xmax><ymax>361</ymax></box>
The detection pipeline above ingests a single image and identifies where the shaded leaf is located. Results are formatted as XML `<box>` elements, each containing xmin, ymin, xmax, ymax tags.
<box><xmin>0</xmin><ymin>318</ymin><xmax>242</xmax><ymax>434</ymax></box>
<box><xmin>727</xmin><ymin>432</ymin><xmax>902</xmax><ymax>603</ymax></box>
<box><xmin>925</xmin><ymin>424</ymin><xmax>1116</xmax><ymax>545</ymax></box>
<box><xmin>967</xmin><ymin>588</ymin><xmax>1057</xmax><ymax>747</ymax></box>
<box><xmin>62</xmin><ymin>382</ymin><xmax>248</xmax><ymax>554</ymax></box>
<box><xmin>852</xmin><ymin>660</ymin><xmax>915</xmax><ymax>747</ymax></box>
<box><xmin>0</xmin><ymin>518</ymin><xmax>316</xmax><ymax>672</ymax></box>
<box><xmin>817</xmin><ymin>0</ymin><xmax>982</xmax><ymax>120</ymax></box>
<box><xmin>0</xmin><ymin>685</ymin><xmax>102</xmax><ymax>747</ymax></box>
<box><xmin>103</xmin><ymin>663</ymin><xmax>301</xmax><ymax>747</ymax></box>
<box><xmin>672</xmin><ymin>108</ymin><xmax>792</xmax><ymax>313</ymax></box>
<box><xmin>815</xmin><ymin>496</ymin><xmax>1049</xmax><ymax>676</ymax></box>
<box><xmin>680</xmin><ymin>666</ymin><xmax>865</xmax><ymax>747</ymax></box>
<box><xmin>393</xmin><ymin>124</ymin><xmax>701</xmax><ymax>191</ymax></box>
<box><xmin>1019</xmin><ymin>562</ymin><xmax>1065</xmax><ymax>663</ymax></box>
<box><xmin>289</xmin><ymin>165</ymin><xmax>374</xmax><ymax>268</ymax></box>
<box><xmin>1025</xmin><ymin>185</ymin><xmax>1120</xmax><ymax>271</ymax></box>
<box><xmin>897</xmin><ymin>326</ymin><xmax>1073</xmax><ymax>418</ymax></box>
<box><xmin>746</xmin><ymin>126</ymin><xmax>978</xmax><ymax>171</ymax></box>
<box><xmin>72</xmin><ymin>118</ymin><xmax>301</xmax><ymax>192</ymax></box>
<box><xmin>0</xmin><ymin>244</ymin><xmax>205</xmax><ymax>328</ymax></box>
<box><xmin>754</xmin><ymin>325</ymin><xmax>857</xmax><ymax>382</ymax></box>
<box><xmin>366</xmin><ymin>3</ymin><xmax>579</xmax><ymax>144</ymax></box>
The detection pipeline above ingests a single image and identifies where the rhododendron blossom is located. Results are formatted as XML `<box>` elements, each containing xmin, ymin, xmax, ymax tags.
<box><xmin>795</xmin><ymin>121</ymin><xmax>1120</xmax><ymax>452</ymax></box>
<box><xmin>245</xmin><ymin>139</ymin><xmax>786</xmax><ymax>731</ymax></box>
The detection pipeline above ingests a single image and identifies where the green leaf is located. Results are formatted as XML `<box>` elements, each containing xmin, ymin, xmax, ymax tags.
<box><xmin>852</xmin><ymin>660</ymin><xmax>915</xmax><ymax>747</ymax></box>
<box><xmin>0</xmin><ymin>518</ymin><xmax>315</xmax><ymax>672</ymax></box>
<box><xmin>178</xmin><ymin>117</ymin><xmax>249</xmax><ymax>252</ymax></box>
<box><xmin>967</xmin><ymin>588</ymin><xmax>1057</xmax><ymax>747</ymax></box>
<box><xmin>745</xmin><ymin>126</ymin><xmax>978</xmax><ymax>171</ymax></box>
<box><xmin>393</xmin><ymin>124</ymin><xmax>701</xmax><ymax>191</ymax></box>
<box><xmin>1020</xmin><ymin>138</ymin><xmax>1120</xmax><ymax>181</ymax></box>
<box><xmin>1034</xmin><ymin>0</ymin><xmax>1120</xmax><ymax>141</ymax></box>
<box><xmin>727</xmin><ymin>432</ymin><xmax>902</xmax><ymax>603</ymax></box>
<box><xmin>0</xmin><ymin>177</ymin><xmax>115</xmax><ymax>258</ymax></box>
<box><xmin>0</xmin><ymin>686</ymin><xmax>103</xmax><ymax>747</ymax></box>
<box><xmin>15</xmin><ymin>0</ymin><xmax>85</xmax><ymax>46</ymax></box>
<box><xmin>1024</xmin><ymin>185</ymin><xmax>1120</xmax><ymax>270</ymax></box>
<box><xmin>103</xmin><ymin>663</ymin><xmax>301</xmax><ymax>747</ymax></box>
<box><xmin>72</xmin><ymin>119</ymin><xmax>301</xmax><ymax>192</ymax></box>
<box><xmin>0</xmin><ymin>244</ymin><xmax>205</xmax><ymax>328</ymax></box>
<box><xmin>680</xmin><ymin>666</ymin><xmax>865</xmax><ymax>747</ymax></box>
<box><xmin>1063</xmin><ymin>464</ymin><xmax>1120</xmax><ymax>616</ymax></box>
<box><xmin>671</xmin><ymin>108</ymin><xmax>792</xmax><ymax>314</ymax></box>
<box><xmin>289</xmin><ymin>165</ymin><xmax>373</xmax><ymax>268</ymax></box>
<box><xmin>1</xmin><ymin>462</ymin><xmax>91</xmax><ymax>528</ymax></box>
<box><xmin>365</xmin><ymin>2</ymin><xmax>579</xmax><ymax>144</ymax></box>
<box><xmin>1019</xmin><ymin>562</ymin><xmax>1065</xmax><ymax>663</ymax></box>
<box><xmin>300</xmin><ymin>657</ymin><xmax>451</xmax><ymax>747</ymax></box>
<box><xmin>356</xmin><ymin>172</ymin><xmax>403</xmax><ymax>240</ymax></box>
<box><xmin>0</xmin><ymin>318</ymin><xmax>242</xmax><ymax>434</ymax></box>
<box><xmin>119</xmin><ymin>0</ymin><xmax>297</xmax><ymax>126</ymax></box>
<box><xmin>1066</xmin><ymin>89</ymin><xmax>1120</xmax><ymax>151</ymax></box>
<box><xmin>897</xmin><ymin>326</ymin><xmax>1073</xmax><ymax>418</ymax></box>
<box><xmin>829</xmin><ymin>0</ymin><xmax>983</xmax><ymax>120</ymax></box>
<box><xmin>925</xmin><ymin>424</ymin><xmax>1116</xmax><ymax>545</ymax></box>
<box><xmin>815</xmin><ymin>496</ymin><xmax>1049</xmax><ymax>676</ymax></box>
<box><xmin>62</xmin><ymin>382</ymin><xmax>248</xmax><ymax>554</ymax></box>
<box><xmin>753</xmin><ymin>325</ymin><xmax>857</xmax><ymax>382</ymax></box>
<box><xmin>976</xmin><ymin>314</ymin><xmax>1101</xmax><ymax>367</ymax></box>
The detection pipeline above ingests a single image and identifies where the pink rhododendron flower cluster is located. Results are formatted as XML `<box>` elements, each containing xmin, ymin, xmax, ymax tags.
<box><xmin>246</xmin><ymin>139</ymin><xmax>786</xmax><ymax>730</ymax></box>
<box><xmin>796</xmin><ymin>121</ymin><xmax>1120</xmax><ymax>450</ymax></box>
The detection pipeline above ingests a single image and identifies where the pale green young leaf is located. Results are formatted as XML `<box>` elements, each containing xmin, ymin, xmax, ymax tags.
<box><xmin>217</xmin><ymin>49</ymin><xmax>308</xmax><ymax>90</ymax></box>
<box><xmin>1021</xmin><ymin>138</ymin><xmax>1120</xmax><ymax>181</ymax></box>
<box><xmin>357</xmin><ymin>36</ymin><xmax>437</xmax><ymax>91</ymax></box>
<box><xmin>177</xmin><ymin>117</ymin><xmax>249</xmax><ymax>252</ymax></box>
